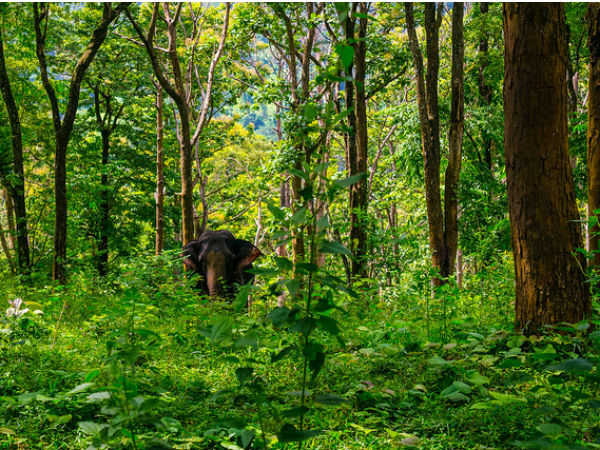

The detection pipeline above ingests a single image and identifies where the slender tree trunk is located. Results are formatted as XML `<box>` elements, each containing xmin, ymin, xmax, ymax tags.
<box><xmin>588</xmin><ymin>4</ymin><xmax>600</xmax><ymax>272</ymax></box>
<box><xmin>349</xmin><ymin>2</ymin><xmax>369</xmax><ymax>278</ymax></box>
<box><xmin>96</xmin><ymin>130</ymin><xmax>110</xmax><ymax>276</ymax></box>
<box><xmin>155</xmin><ymin>83</ymin><xmax>165</xmax><ymax>255</ymax></box>
<box><xmin>405</xmin><ymin>3</ymin><xmax>445</xmax><ymax>285</ymax></box>
<box><xmin>504</xmin><ymin>3</ymin><xmax>590</xmax><ymax>329</ymax></box>
<box><xmin>0</xmin><ymin>25</ymin><xmax>30</xmax><ymax>275</ymax></box>
<box><xmin>3</xmin><ymin>188</ymin><xmax>16</xmax><ymax>250</ymax></box>
<box><xmin>477</xmin><ymin>2</ymin><xmax>494</xmax><ymax>173</ymax></box>
<box><xmin>443</xmin><ymin>2</ymin><xmax>465</xmax><ymax>279</ymax></box>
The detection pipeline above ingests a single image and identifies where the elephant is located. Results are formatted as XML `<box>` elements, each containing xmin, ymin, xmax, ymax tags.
<box><xmin>182</xmin><ymin>230</ymin><xmax>262</xmax><ymax>299</ymax></box>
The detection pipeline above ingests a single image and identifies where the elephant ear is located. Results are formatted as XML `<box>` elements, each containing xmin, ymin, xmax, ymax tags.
<box><xmin>234</xmin><ymin>239</ymin><xmax>262</xmax><ymax>270</ymax></box>
<box><xmin>182</xmin><ymin>240</ymin><xmax>202</xmax><ymax>271</ymax></box>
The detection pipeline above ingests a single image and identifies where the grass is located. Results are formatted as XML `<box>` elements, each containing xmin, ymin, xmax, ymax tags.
<box><xmin>0</xmin><ymin>256</ymin><xmax>599</xmax><ymax>450</ymax></box>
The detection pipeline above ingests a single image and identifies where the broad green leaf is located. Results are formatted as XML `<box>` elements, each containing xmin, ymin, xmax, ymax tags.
<box><xmin>557</xmin><ymin>358</ymin><xmax>593</xmax><ymax>372</ymax></box>
<box><xmin>319</xmin><ymin>240</ymin><xmax>352</xmax><ymax>256</ymax></box>
<box><xmin>444</xmin><ymin>391</ymin><xmax>469</xmax><ymax>403</ymax></box>
<box><xmin>267</xmin><ymin>307</ymin><xmax>295</xmax><ymax>325</ymax></box>
<box><xmin>78</xmin><ymin>421</ymin><xmax>105</xmax><ymax>436</ymax></box>
<box><xmin>274</xmin><ymin>256</ymin><xmax>294</xmax><ymax>272</ymax></box>
<box><xmin>86</xmin><ymin>392</ymin><xmax>111</xmax><ymax>402</ymax></box>
<box><xmin>210</xmin><ymin>317</ymin><xmax>234</xmax><ymax>343</ymax></box>
<box><xmin>68</xmin><ymin>382</ymin><xmax>94</xmax><ymax>394</ymax></box>
<box><xmin>466</xmin><ymin>371</ymin><xmax>490</xmax><ymax>386</ymax></box>
<box><xmin>241</xmin><ymin>429</ymin><xmax>255</xmax><ymax>449</ymax></box>
<box><xmin>290</xmin><ymin>207</ymin><xmax>307</xmax><ymax>226</ymax></box>
<box><xmin>50</xmin><ymin>414</ymin><xmax>72</xmax><ymax>428</ymax></box>
<box><xmin>267</xmin><ymin>201</ymin><xmax>286</xmax><ymax>221</ymax></box>
<box><xmin>333</xmin><ymin>173</ymin><xmax>366</xmax><ymax>188</ymax></box>
<box><xmin>281</xmin><ymin>406</ymin><xmax>309</xmax><ymax>417</ymax></box>
<box><xmin>317</xmin><ymin>316</ymin><xmax>340</xmax><ymax>335</ymax></box>
<box><xmin>470</xmin><ymin>402</ymin><xmax>492</xmax><ymax>410</ymax></box>
<box><xmin>277</xmin><ymin>424</ymin><xmax>322</xmax><ymax>443</ymax></box>
<box><xmin>336</xmin><ymin>44</ymin><xmax>354</xmax><ymax>70</ymax></box>
<box><xmin>314</xmin><ymin>393</ymin><xmax>348</xmax><ymax>406</ymax></box>
<box><xmin>489</xmin><ymin>391</ymin><xmax>526</xmax><ymax>404</ymax></box>
<box><xmin>272</xmin><ymin>345</ymin><xmax>296</xmax><ymax>362</ymax></box>
<box><xmin>234</xmin><ymin>332</ymin><xmax>259</xmax><ymax>350</ymax></box>
<box><xmin>536</xmin><ymin>423</ymin><xmax>562</xmax><ymax>436</ymax></box>
<box><xmin>235</xmin><ymin>367</ymin><xmax>254</xmax><ymax>385</ymax></box>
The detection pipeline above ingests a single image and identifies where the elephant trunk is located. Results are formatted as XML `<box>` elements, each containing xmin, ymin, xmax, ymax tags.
<box><xmin>205</xmin><ymin>251</ymin><xmax>227</xmax><ymax>298</ymax></box>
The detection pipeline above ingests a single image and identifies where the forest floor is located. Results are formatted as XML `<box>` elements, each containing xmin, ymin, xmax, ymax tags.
<box><xmin>0</xmin><ymin>264</ymin><xmax>599</xmax><ymax>450</ymax></box>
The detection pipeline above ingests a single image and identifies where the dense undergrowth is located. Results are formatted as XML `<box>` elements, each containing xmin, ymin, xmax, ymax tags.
<box><xmin>0</xmin><ymin>254</ymin><xmax>599</xmax><ymax>450</ymax></box>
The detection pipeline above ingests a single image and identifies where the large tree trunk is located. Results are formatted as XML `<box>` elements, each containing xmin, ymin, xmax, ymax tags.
<box><xmin>0</xmin><ymin>25</ymin><xmax>30</xmax><ymax>275</ymax></box>
<box><xmin>588</xmin><ymin>3</ymin><xmax>600</xmax><ymax>272</ymax></box>
<box><xmin>504</xmin><ymin>3</ymin><xmax>590</xmax><ymax>329</ymax></box>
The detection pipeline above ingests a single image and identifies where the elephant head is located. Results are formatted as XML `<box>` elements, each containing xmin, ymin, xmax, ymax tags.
<box><xmin>182</xmin><ymin>230</ymin><xmax>262</xmax><ymax>299</ymax></box>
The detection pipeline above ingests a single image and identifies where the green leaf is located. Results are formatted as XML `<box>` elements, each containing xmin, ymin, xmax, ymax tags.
<box><xmin>241</xmin><ymin>429</ymin><xmax>255</xmax><ymax>449</ymax></box>
<box><xmin>209</xmin><ymin>317</ymin><xmax>234</xmax><ymax>343</ymax></box>
<box><xmin>336</xmin><ymin>44</ymin><xmax>354</xmax><ymax>70</ymax></box>
<box><xmin>444</xmin><ymin>391</ymin><xmax>470</xmax><ymax>403</ymax></box>
<box><xmin>68</xmin><ymin>382</ymin><xmax>94</xmax><ymax>394</ymax></box>
<box><xmin>78</xmin><ymin>421</ymin><xmax>105</xmax><ymax>436</ymax></box>
<box><xmin>277</xmin><ymin>424</ymin><xmax>322</xmax><ymax>443</ymax></box>
<box><xmin>299</xmin><ymin>185</ymin><xmax>314</xmax><ymax>201</ymax></box>
<box><xmin>319</xmin><ymin>240</ymin><xmax>352</xmax><ymax>256</ymax></box>
<box><xmin>498</xmin><ymin>357</ymin><xmax>524</xmax><ymax>368</ymax></box>
<box><xmin>267</xmin><ymin>307</ymin><xmax>295</xmax><ymax>325</ymax></box>
<box><xmin>489</xmin><ymin>391</ymin><xmax>526</xmax><ymax>404</ymax></box>
<box><xmin>234</xmin><ymin>332</ymin><xmax>259</xmax><ymax>350</ymax></box>
<box><xmin>281</xmin><ymin>406</ymin><xmax>309</xmax><ymax>417</ymax></box>
<box><xmin>557</xmin><ymin>358</ymin><xmax>593</xmax><ymax>372</ymax></box>
<box><xmin>333</xmin><ymin>173</ymin><xmax>366</xmax><ymax>188</ymax></box>
<box><xmin>536</xmin><ymin>423</ymin><xmax>562</xmax><ymax>437</ymax></box>
<box><xmin>235</xmin><ymin>367</ymin><xmax>254</xmax><ymax>385</ymax></box>
<box><xmin>296</xmin><ymin>262</ymin><xmax>319</xmax><ymax>274</ymax></box>
<box><xmin>274</xmin><ymin>257</ymin><xmax>294</xmax><ymax>272</ymax></box>
<box><xmin>317</xmin><ymin>316</ymin><xmax>340</xmax><ymax>335</ymax></box>
<box><xmin>303</xmin><ymin>103</ymin><xmax>317</xmax><ymax>122</ymax></box>
<box><xmin>86</xmin><ymin>392</ymin><xmax>111</xmax><ymax>402</ymax></box>
<box><xmin>50</xmin><ymin>414</ymin><xmax>72</xmax><ymax>428</ymax></box>
<box><xmin>314</xmin><ymin>393</ymin><xmax>348</xmax><ymax>406</ymax></box>
<box><xmin>292</xmin><ymin>317</ymin><xmax>316</xmax><ymax>335</ymax></box>
<box><xmin>272</xmin><ymin>345</ymin><xmax>296</xmax><ymax>362</ymax></box>
<box><xmin>267</xmin><ymin>201</ymin><xmax>286</xmax><ymax>221</ymax></box>
<box><xmin>290</xmin><ymin>207</ymin><xmax>308</xmax><ymax>226</ymax></box>
<box><xmin>233</xmin><ymin>284</ymin><xmax>251</xmax><ymax>312</ymax></box>
<box><xmin>465</xmin><ymin>371</ymin><xmax>490</xmax><ymax>386</ymax></box>
<box><xmin>470</xmin><ymin>402</ymin><xmax>492</xmax><ymax>410</ymax></box>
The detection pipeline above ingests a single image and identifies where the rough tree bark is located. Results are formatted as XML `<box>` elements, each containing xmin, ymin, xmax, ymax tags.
<box><xmin>588</xmin><ymin>3</ymin><xmax>600</xmax><ymax>272</ymax></box>
<box><xmin>504</xmin><ymin>3</ymin><xmax>590</xmax><ymax>329</ymax></box>
<box><xmin>33</xmin><ymin>2</ymin><xmax>129</xmax><ymax>283</ymax></box>
<box><xmin>0</xmin><ymin>24</ymin><xmax>30</xmax><ymax>275</ymax></box>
